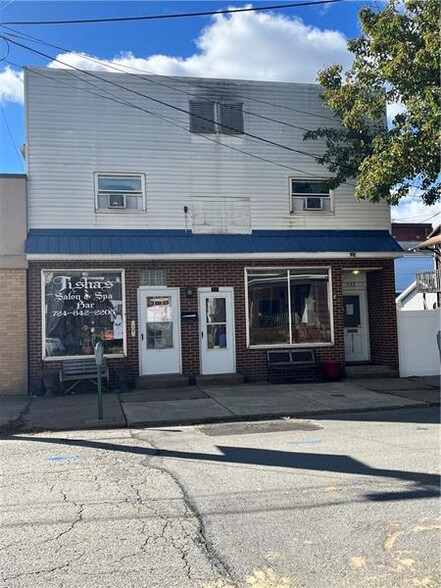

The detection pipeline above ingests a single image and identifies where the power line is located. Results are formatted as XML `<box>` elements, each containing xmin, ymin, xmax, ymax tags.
<box><xmin>0</xmin><ymin>0</ymin><xmax>15</xmax><ymax>15</ymax></box>
<box><xmin>1</xmin><ymin>25</ymin><xmax>338</xmax><ymax>124</ymax></box>
<box><xmin>0</xmin><ymin>28</ymin><xmax>322</xmax><ymax>135</ymax></box>
<box><xmin>4</xmin><ymin>33</ymin><xmax>359</xmax><ymax>179</ymax></box>
<box><xmin>3</xmin><ymin>24</ymin><xmax>367</xmax><ymax>182</ymax></box>
<box><xmin>1</xmin><ymin>0</ymin><xmax>342</xmax><ymax>26</ymax></box>
<box><xmin>392</xmin><ymin>211</ymin><xmax>440</xmax><ymax>224</ymax></box>
<box><xmin>4</xmin><ymin>32</ymin><xmax>364</xmax><ymax>186</ymax></box>
<box><xmin>3</xmin><ymin>57</ymin><xmax>320</xmax><ymax>178</ymax></box>
<box><xmin>3</xmin><ymin>31</ymin><xmax>433</xmax><ymax>199</ymax></box>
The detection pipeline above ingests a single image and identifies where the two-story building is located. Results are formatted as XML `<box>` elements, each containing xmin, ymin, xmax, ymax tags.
<box><xmin>24</xmin><ymin>68</ymin><xmax>402</xmax><ymax>392</ymax></box>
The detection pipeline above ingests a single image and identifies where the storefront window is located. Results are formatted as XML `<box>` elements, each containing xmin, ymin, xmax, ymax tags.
<box><xmin>247</xmin><ymin>269</ymin><xmax>332</xmax><ymax>346</ymax></box>
<box><xmin>43</xmin><ymin>270</ymin><xmax>125</xmax><ymax>358</ymax></box>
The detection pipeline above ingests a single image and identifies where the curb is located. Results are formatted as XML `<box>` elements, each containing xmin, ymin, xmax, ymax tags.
<box><xmin>1</xmin><ymin>400</ymin><xmax>436</xmax><ymax>435</ymax></box>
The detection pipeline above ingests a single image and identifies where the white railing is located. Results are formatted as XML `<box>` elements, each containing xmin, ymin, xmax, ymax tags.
<box><xmin>416</xmin><ymin>270</ymin><xmax>441</xmax><ymax>293</ymax></box>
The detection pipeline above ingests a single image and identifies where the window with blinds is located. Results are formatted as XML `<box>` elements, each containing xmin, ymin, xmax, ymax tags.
<box><xmin>189</xmin><ymin>101</ymin><xmax>244</xmax><ymax>134</ymax></box>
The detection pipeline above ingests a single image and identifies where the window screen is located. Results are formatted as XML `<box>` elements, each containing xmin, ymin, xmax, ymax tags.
<box><xmin>219</xmin><ymin>103</ymin><xmax>244</xmax><ymax>134</ymax></box>
<box><xmin>189</xmin><ymin>101</ymin><xmax>215</xmax><ymax>133</ymax></box>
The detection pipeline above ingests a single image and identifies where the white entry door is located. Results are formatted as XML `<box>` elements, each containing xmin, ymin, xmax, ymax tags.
<box><xmin>343</xmin><ymin>292</ymin><xmax>370</xmax><ymax>362</ymax></box>
<box><xmin>138</xmin><ymin>288</ymin><xmax>181</xmax><ymax>375</ymax></box>
<box><xmin>199</xmin><ymin>289</ymin><xmax>235</xmax><ymax>375</ymax></box>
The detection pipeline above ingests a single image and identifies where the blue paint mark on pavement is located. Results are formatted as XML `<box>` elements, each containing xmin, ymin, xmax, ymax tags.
<box><xmin>48</xmin><ymin>455</ymin><xmax>86</xmax><ymax>463</ymax></box>
<box><xmin>288</xmin><ymin>440</ymin><xmax>322</xmax><ymax>446</ymax></box>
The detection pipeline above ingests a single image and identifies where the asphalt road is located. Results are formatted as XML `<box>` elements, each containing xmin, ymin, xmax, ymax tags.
<box><xmin>1</xmin><ymin>408</ymin><xmax>440</xmax><ymax>588</ymax></box>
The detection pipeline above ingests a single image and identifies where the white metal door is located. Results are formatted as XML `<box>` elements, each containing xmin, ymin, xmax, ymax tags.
<box><xmin>199</xmin><ymin>290</ymin><xmax>235</xmax><ymax>375</ymax></box>
<box><xmin>343</xmin><ymin>292</ymin><xmax>370</xmax><ymax>362</ymax></box>
<box><xmin>138</xmin><ymin>288</ymin><xmax>181</xmax><ymax>375</ymax></box>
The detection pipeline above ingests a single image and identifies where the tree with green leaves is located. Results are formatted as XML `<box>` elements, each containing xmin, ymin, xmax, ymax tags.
<box><xmin>304</xmin><ymin>0</ymin><xmax>440</xmax><ymax>206</ymax></box>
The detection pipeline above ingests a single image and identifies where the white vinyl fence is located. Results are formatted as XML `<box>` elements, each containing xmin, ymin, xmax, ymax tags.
<box><xmin>397</xmin><ymin>309</ymin><xmax>441</xmax><ymax>377</ymax></box>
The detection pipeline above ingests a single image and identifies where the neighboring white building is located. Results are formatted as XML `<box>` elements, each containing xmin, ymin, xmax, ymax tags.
<box><xmin>396</xmin><ymin>226</ymin><xmax>440</xmax><ymax>377</ymax></box>
<box><xmin>396</xmin><ymin>280</ymin><xmax>437</xmax><ymax>311</ymax></box>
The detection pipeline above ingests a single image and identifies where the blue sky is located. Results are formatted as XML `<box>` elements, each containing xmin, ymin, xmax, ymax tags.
<box><xmin>0</xmin><ymin>0</ymin><xmax>438</xmax><ymax>225</ymax></box>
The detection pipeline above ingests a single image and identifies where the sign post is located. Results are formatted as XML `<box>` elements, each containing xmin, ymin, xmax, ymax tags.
<box><xmin>94</xmin><ymin>340</ymin><xmax>104</xmax><ymax>420</ymax></box>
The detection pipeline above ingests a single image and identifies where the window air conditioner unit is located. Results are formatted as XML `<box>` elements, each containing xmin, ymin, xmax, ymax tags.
<box><xmin>303</xmin><ymin>197</ymin><xmax>323</xmax><ymax>210</ymax></box>
<box><xmin>108</xmin><ymin>193</ymin><xmax>126</xmax><ymax>208</ymax></box>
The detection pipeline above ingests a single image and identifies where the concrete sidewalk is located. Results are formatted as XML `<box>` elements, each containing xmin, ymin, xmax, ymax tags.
<box><xmin>0</xmin><ymin>376</ymin><xmax>439</xmax><ymax>433</ymax></box>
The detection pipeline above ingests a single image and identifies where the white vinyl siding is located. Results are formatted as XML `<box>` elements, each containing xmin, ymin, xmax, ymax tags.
<box><xmin>25</xmin><ymin>70</ymin><xmax>391</xmax><ymax>231</ymax></box>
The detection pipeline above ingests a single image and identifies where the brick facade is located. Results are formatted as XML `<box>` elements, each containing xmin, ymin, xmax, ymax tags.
<box><xmin>0</xmin><ymin>269</ymin><xmax>28</xmax><ymax>395</ymax></box>
<box><xmin>367</xmin><ymin>266</ymin><xmax>399</xmax><ymax>365</ymax></box>
<box><xmin>28</xmin><ymin>258</ymin><xmax>398</xmax><ymax>393</ymax></box>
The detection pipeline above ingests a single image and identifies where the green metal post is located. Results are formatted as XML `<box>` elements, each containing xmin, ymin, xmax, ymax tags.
<box><xmin>97</xmin><ymin>368</ymin><xmax>103</xmax><ymax>420</ymax></box>
<box><xmin>94</xmin><ymin>340</ymin><xmax>104</xmax><ymax>421</ymax></box>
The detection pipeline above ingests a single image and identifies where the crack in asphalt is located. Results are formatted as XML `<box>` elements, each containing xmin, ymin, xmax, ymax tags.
<box><xmin>2</xmin><ymin>553</ymin><xmax>84</xmax><ymax>582</ymax></box>
<box><xmin>2</xmin><ymin>433</ymin><xmax>235</xmax><ymax>586</ymax></box>
<box><xmin>132</xmin><ymin>431</ymin><xmax>238</xmax><ymax>585</ymax></box>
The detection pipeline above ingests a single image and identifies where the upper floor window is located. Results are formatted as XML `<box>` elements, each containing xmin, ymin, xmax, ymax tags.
<box><xmin>189</xmin><ymin>101</ymin><xmax>244</xmax><ymax>135</ymax></box>
<box><xmin>290</xmin><ymin>179</ymin><xmax>333</xmax><ymax>214</ymax></box>
<box><xmin>95</xmin><ymin>174</ymin><xmax>145</xmax><ymax>212</ymax></box>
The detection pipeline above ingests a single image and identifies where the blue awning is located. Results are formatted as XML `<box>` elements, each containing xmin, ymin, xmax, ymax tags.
<box><xmin>26</xmin><ymin>229</ymin><xmax>402</xmax><ymax>256</ymax></box>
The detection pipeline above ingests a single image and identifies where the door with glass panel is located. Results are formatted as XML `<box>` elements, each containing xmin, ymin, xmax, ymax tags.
<box><xmin>199</xmin><ymin>290</ymin><xmax>235</xmax><ymax>375</ymax></box>
<box><xmin>138</xmin><ymin>288</ymin><xmax>181</xmax><ymax>375</ymax></box>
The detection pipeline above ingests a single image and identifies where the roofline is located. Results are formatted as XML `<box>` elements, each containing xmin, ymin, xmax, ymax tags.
<box><xmin>0</xmin><ymin>173</ymin><xmax>26</xmax><ymax>178</ymax></box>
<box><xmin>24</xmin><ymin>67</ymin><xmax>323</xmax><ymax>90</ymax></box>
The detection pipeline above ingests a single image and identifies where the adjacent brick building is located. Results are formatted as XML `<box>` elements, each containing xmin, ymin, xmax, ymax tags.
<box><xmin>0</xmin><ymin>174</ymin><xmax>27</xmax><ymax>395</ymax></box>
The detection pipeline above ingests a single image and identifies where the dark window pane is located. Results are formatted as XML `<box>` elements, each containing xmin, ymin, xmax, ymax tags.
<box><xmin>219</xmin><ymin>103</ymin><xmax>244</xmax><ymax>134</ymax></box>
<box><xmin>207</xmin><ymin>325</ymin><xmax>227</xmax><ymax>349</ymax></box>
<box><xmin>291</xmin><ymin>181</ymin><xmax>329</xmax><ymax>195</ymax></box>
<box><xmin>343</xmin><ymin>295</ymin><xmax>361</xmax><ymax>328</ymax></box>
<box><xmin>247</xmin><ymin>270</ymin><xmax>289</xmax><ymax>345</ymax></box>
<box><xmin>290</xmin><ymin>271</ymin><xmax>331</xmax><ymax>344</ymax></box>
<box><xmin>189</xmin><ymin>101</ymin><xmax>215</xmax><ymax>133</ymax></box>
<box><xmin>98</xmin><ymin>175</ymin><xmax>142</xmax><ymax>192</ymax></box>
<box><xmin>246</xmin><ymin>269</ymin><xmax>332</xmax><ymax>346</ymax></box>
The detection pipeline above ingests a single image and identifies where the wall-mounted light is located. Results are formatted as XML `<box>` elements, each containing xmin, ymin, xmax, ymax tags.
<box><xmin>185</xmin><ymin>286</ymin><xmax>194</xmax><ymax>297</ymax></box>
<box><xmin>352</xmin><ymin>270</ymin><xmax>361</xmax><ymax>276</ymax></box>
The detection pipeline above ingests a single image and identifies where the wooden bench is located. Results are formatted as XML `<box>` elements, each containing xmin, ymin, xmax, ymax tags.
<box><xmin>267</xmin><ymin>349</ymin><xmax>320</xmax><ymax>384</ymax></box>
<box><xmin>59</xmin><ymin>358</ymin><xmax>109</xmax><ymax>395</ymax></box>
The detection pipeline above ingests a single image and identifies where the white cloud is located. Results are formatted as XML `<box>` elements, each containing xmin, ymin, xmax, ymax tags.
<box><xmin>392</xmin><ymin>189</ymin><xmax>440</xmax><ymax>227</ymax></box>
<box><xmin>47</xmin><ymin>8</ymin><xmax>351</xmax><ymax>83</ymax></box>
<box><xmin>0</xmin><ymin>66</ymin><xmax>23</xmax><ymax>104</ymax></box>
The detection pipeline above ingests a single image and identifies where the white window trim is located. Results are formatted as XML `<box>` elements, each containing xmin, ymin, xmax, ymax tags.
<box><xmin>289</xmin><ymin>178</ymin><xmax>334</xmax><ymax>215</ymax></box>
<box><xmin>244</xmin><ymin>266</ymin><xmax>335</xmax><ymax>349</ymax></box>
<box><xmin>41</xmin><ymin>268</ymin><xmax>127</xmax><ymax>361</ymax></box>
<box><xmin>94</xmin><ymin>172</ymin><xmax>146</xmax><ymax>214</ymax></box>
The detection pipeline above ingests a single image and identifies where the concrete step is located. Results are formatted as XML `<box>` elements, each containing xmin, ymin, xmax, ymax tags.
<box><xmin>195</xmin><ymin>373</ymin><xmax>245</xmax><ymax>387</ymax></box>
<box><xmin>344</xmin><ymin>364</ymin><xmax>399</xmax><ymax>379</ymax></box>
<box><xmin>135</xmin><ymin>374</ymin><xmax>189</xmax><ymax>389</ymax></box>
